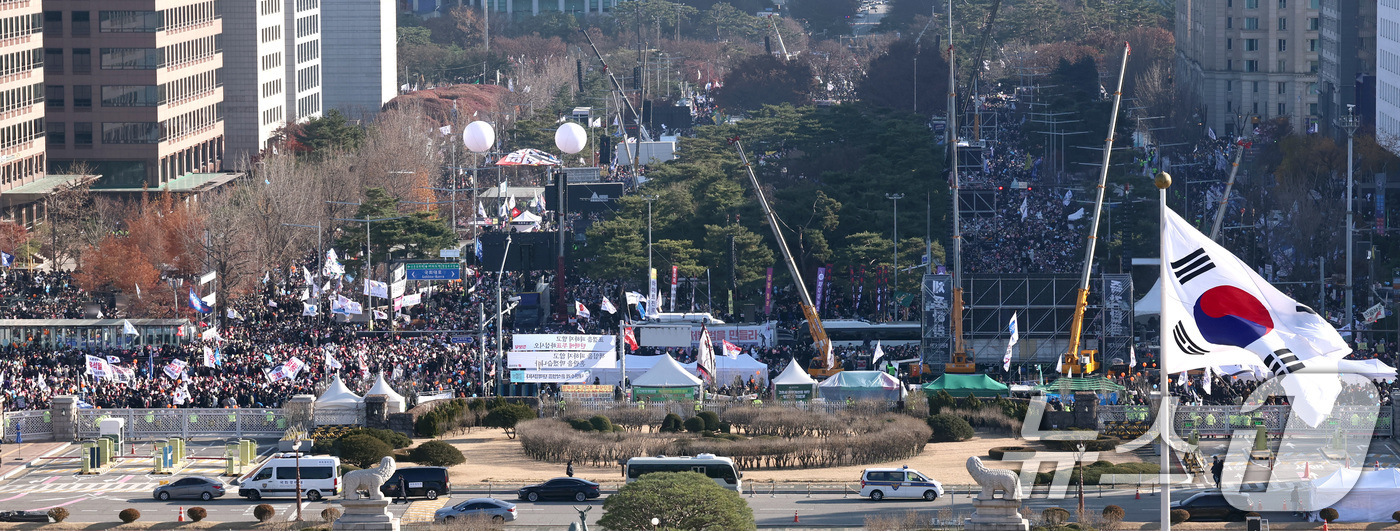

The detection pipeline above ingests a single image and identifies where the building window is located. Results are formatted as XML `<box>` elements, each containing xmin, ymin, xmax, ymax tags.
<box><xmin>100</xmin><ymin>48</ymin><xmax>160</xmax><ymax>70</ymax></box>
<box><xmin>45</xmin><ymin>85</ymin><xmax>62</xmax><ymax>109</ymax></box>
<box><xmin>1253</xmin><ymin>81</ymin><xmax>1260</xmax><ymax>92</ymax></box>
<box><xmin>1278</xmin><ymin>18</ymin><xmax>1286</xmax><ymax>31</ymax></box>
<box><xmin>72</xmin><ymin>49</ymin><xmax>91</xmax><ymax>74</ymax></box>
<box><xmin>1245</xmin><ymin>17</ymin><xmax>1259</xmax><ymax>29</ymax></box>
<box><xmin>1310</xmin><ymin>60</ymin><xmax>1318</xmax><ymax>73</ymax></box>
<box><xmin>1309</xmin><ymin>17</ymin><xmax>1319</xmax><ymax>30</ymax></box>
<box><xmin>101</xmin><ymin>85</ymin><xmax>159</xmax><ymax>107</ymax></box>
<box><xmin>1228</xmin><ymin>101</ymin><xmax>1234</xmax><ymax>112</ymax></box>
<box><xmin>71</xmin><ymin>11</ymin><xmax>90</xmax><ymax>36</ymax></box>
<box><xmin>1308</xmin><ymin>39</ymin><xmax>1318</xmax><ymax>52</ymax></box>
<box><xmin>101</xmin><ymin>122</ymin><xmax>160</xmax><ymax>144</ymax></box>
<box><xmin>1278</xmin><ymin>59</ymin><xmax>1286</xmax><ymax>72</ymax></box>
<box><xmin>1246</xmin><ymin>60</ymin><xmax>1259</xmax><ymax>72</ymax></box>
<box><xmin>1228</xmin><ymin>38</ymin><xmax>1234</xmax><ymax>50</ymax></box>
<box><xmin>44</xmin><ymin>48</ymin><xmax>63</xmax><ymax>74</ymax></box>
<box><xmin>1278</xmin><ymin>0</ymin><xmax>1286</xmax><ymax>7</ymax></box>
<box><xmin>1310</xmin><ymin>0</ymin><xmax>1318</xmax><ymax>8</ymax></box>
<box><xmin>1246</xmin><ymin>0</ymin><xmax>1258</xmax><ymax>8</ymax></box>
<box><xmin>42</xmin><ymin>11</ymin><xmax>60</xmax><ymax>37</ymax></box>
<box><xmin>1310</xmin><ymin>103</ymin><xmax>1318</xmax><ymax>115</ymax></box>
<box><xmin>1253</xmin><ymin>102</ymin><xmax>1260</xmax><ymax>114</ymax></box>
<box><xmin>1228</xmin><ymin>17</ymin><xmax>1233</xmax><ymax>29</ymax></box>
<box><xmin>46</xmin><ymin>121</ymin><xmax>65</xmax><ymax>147</ymax></box>
<box><xmin>1228</xmin><ymin>59</ymin><xmax>1234</xmax><ymax>71</ymax></box>
<box><xmin>1278</xmin><ymin>39</ymin><xmax>1287</xmax><ymax>52</ymax></box>
<box><xmin>73</xmin><ymin>86</ymin><xmax>91</xmax><ymax>110</ymax></box>
<box><xmin>1245</xmin><ymin>38</ymin><xmax>1259</xmax><ymax>51</ymax></box>
<box><xmin>1278</xmin><ymin>82</ymin><xmax>1286</xmax><ymax>95</ymax></box>
<box><xmin>1227</xmin><ymin>80</ymin><xmax>1234</xmax><ymax>92</ymax></box>
<box><xmin>100</xmin><ymin>11</ymin><xmax>160</xmax><ymax>33</ymax></box>
<box><xmin>73</xmin><ymin>122</ymin><xmax>92</xmax><ymax>147</ymax></box>
<box><xmin>1278</xmin><ymin>103</ymin><xmax>1286</xmax><ymax>116</ymax></box>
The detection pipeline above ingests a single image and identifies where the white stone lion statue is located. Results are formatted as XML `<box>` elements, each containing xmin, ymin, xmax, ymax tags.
<box><xmin>342</xmin><ymin>456</ymin><xmax>397</xmax><ymax>500</ymax></box>
<box><xmin>967</xmin><ymin>456</ymin><xmax>1022</xmax><ymax>500</ymax></box>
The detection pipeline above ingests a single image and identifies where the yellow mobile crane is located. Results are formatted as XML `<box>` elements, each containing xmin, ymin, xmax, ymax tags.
<box><xmin>943</xmin><ymin>0</ymin><xmax>973</xmax><ymax>374</ymax></box>
<box><xmin>730</xmin><ymin>138</ymin><xmax>837</xmax><ymax>378</ymax></box>
<box><xmin>1061</xmin><ymin>42</ymin><xmax>1132</xmax><ymax>376</ymax></box>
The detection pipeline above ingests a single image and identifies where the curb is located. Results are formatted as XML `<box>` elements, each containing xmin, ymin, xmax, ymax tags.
<box><xmin>0</xmin><ymin>442</ymin><xmax>71</xmax><ymax>481</ymax></box>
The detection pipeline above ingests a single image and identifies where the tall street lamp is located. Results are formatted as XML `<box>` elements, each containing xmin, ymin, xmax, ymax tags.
<box><xmin>886</xmin><ymin>193</ymin><xmax>904</xmax><ymax>320</ymax></box>
<box><xmin>464</xmin><ymin>121</ymin><xmax>497</xmax><ymax>247</ymax></box>
<box><xmin>496</xmin><ymin>235</ymin><xmax>513</xmax><ymax>395</ymax></box>
<box><xmin>555</xmin><ymin>123</ymin><xmax>588</xmax><ymax>321</ymax></box>
<box><xmin>1340</xmin><ymin>105</ymin><xmax>1361</xmax><ymax>345</ymax></box>
<box><xmin>334</xmin><ymin>215</ymin><xmax>406</xmax><ymax>330</ymax></box>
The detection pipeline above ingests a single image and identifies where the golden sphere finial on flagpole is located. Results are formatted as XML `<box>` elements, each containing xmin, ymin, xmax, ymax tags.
<box><xmin>1155</xmin><ymin>171</ymin><xmax>1172</xmax><ymax>190</ymax></box>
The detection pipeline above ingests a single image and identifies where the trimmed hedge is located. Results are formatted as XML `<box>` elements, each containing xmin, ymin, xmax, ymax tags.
<box><xmin>661</xmin><ymin>413</ymin><xmax>684</xmax><ymax>432</ymax></box>
<box><xmin>1043</xmin><ymin>434</ymin><xmax>1121</xmax><ymax>452</ymax></box>
<box><xmin>1101</xmin><ymin>505</ymin><xmax>1124</xmax><ymax>523</ymax></box>
<box><xmin>1042</xmin><ymin>507</ymin><xmax>1070</xmax><ymax>525</ymax></box>
<box><xmin>47</xmin><ymin>508</ymin><xmax>68</xmax><ymax>523</ymax></box>
<box><xmin>1170</xmin><ymin>509</ymin><xmax>1190</xmax><ymax>524</ymax></box>
<box><xmin>589</xmin><ymin>415</ymin><xmax>613</xmax><ymax>432</ymax></box>
<box><xmin>321</xmin><ymin>508</ymin><xmax>342</xmax><ymax>523</ymax></box>
<box><xmin>683</xmin><ymin>416</ymin><xmax>706</xmax><ymax>433</ymax></box>
<box><xmin>1034</xmin><ymin>461</ymin><xmax>1159</xmax><ymax>485</ymax></box>
<box><xmin>1320</xmin><ymin>508</ymin><xmax>1338</xmax><ymax>522</ymax></box>
<box><xmin>254</xmin><ymin>504</ymin><xmax>276</xmax><ymax>522</ymax></box>
<box><xmin>118</xmin><ymin>508</ymin><xmax>141</xmax><ymax>523</ymax></box>
<box><xmin>926</xmin><ymin>414</ymin><xmax>974</xmax><ymax>442</ymax></box>
<box><xmin>698</xmin><ymin>411</ymin><xmax>721</xmax><ymax>431</ymax></box>
<box><xmin>186</xmin><ymin>507</ymin><xmax>207</xmax><ymax>522</ymax></box>
<box><xmin>988</xmin><ymin>446</ymin><xmax>1032</xmax><ymax>460</ymax></box>
<box><xmin>409</xmin><ymin>440</ymin><xmax>466</xmax><ymax>467</ymax></box>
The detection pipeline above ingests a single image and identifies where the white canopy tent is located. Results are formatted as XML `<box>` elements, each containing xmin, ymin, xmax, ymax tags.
<box><xmin>315</xmin><ymin>375</ymin><xmax>364</xmax><ymax>410</ymax></box>
<box><xmin>1135</xmin><ymin>278</ymin><xmax>1161</xmax><ymax>316</ymax></box>
<box><xmin>1309</xmin><ymin>468</ymin><xmax>1400</xmax><ymax>521</ymax></box>
<box><xmin>679</xmin><ymin>354</ymin><xmax>770</xmax><ymax>387</ymax></box>
<box><xmin>817</xmin><ymin>370</ymin><xmax>907</xmax><ymax>402</ymax></box>
<box><xmin>772</xmin><ymin>359</ymin><xmax>817</xmax><ymax>400</ymax></box>
<box><xmin>366</xmin><ymin>373</ymin><xmax>407</xmax><ymax>413</ymax></box>
<box><xmin>631</xmin><ymin>355</ymin><xmax>703</xmax><ymax>388</ymax></box>
<box><xmin>509</xmin><ymin>210</ymin><xmax>542</xmax><ymax>232</ymax></box>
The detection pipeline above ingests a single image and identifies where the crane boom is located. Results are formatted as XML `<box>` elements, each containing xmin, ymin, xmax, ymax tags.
<box><xmin>730</xmin><ymin>137</ymin><xmax>833</xmax><ymax>376</ymax></box>
<box><xmin>960</xmin><ymin>0</ymin><xmax>1000</xmax><ymax>140</ymax></box>
<box><xmin>765</xmin><ymin>15</ymin><xmax>792</xmax><ymax>60</ymax></box>
<box><xmin>578</xmin><ymin>28</ymin><xmax>652</xmax><ymax>144</ymax></box>
<box><xmin>1063</xmin><ymin>42</ymin><xmax>1131</xmax><ymax>376</ymax></box>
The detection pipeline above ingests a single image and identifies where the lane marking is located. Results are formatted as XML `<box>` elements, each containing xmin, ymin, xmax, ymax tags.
<box><xmin>25</xmin><ymin>497</ymin><xmax>83</xmax><ymax>511</ymax></box>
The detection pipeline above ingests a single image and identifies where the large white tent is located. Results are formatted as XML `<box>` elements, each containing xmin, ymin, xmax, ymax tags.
<box><xmin>1309</xmin><ymin>468</ymin><xmax>1400</xmax><ymax>521</ymax></box>
<box><xmin>315</xmin><ymin>375</ymin><xmax>364</xmax><ymax>410</ymax></box>
<box><xmin>366</xmin><ymin>373</ymin><xmax>406</xmax><ymax>413</ymax></box>
<box><xmin>631</xmin><ymin>354</ymin><xmax>702</xmax><ymax>401</ymax></box>
<box><xmin>1135</xmin><ymin>278</ymin><xmax>1161</xmax><ymax>316</ymax></box>
<box><xmin>818</xmin><ymin>370</ymin><xmax>906</xmax><ymax>402</ymax></box>
<box><xmin>679</xmin><ymin>354</ymin><xmax>770</xmax><ymax>387</ymax></box>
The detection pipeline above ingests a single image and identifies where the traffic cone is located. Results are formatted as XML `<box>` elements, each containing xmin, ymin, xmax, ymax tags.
<box><xmin>1135</xmin><ymin>487</ymin><xmax>1140</xmax><ymax>500</ymax></box>
<box><xmin>178</xmin><ymin>507</ymin><xmax>184</xmax><ymax>522</ymax></box>
<box><xmin>1304</xmin><ymin>462</ymin><xmax>1310</xmax><ymax>478</ymax></box>
<box><xmin>793</xmin><ymin>511</ymin><xmax>799</xmax><ymax>523</ymax></box>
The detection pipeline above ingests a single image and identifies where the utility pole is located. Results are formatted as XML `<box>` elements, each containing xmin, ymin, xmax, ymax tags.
<box><xmin>1341</xmin><ymin>105</ymin><xmax>1361</xmax><ymax>345</ymax></box>
<box><xmin>886</xmin><ymin>193</ymin><xmax>904</xmax><ymax>320</ymax></box>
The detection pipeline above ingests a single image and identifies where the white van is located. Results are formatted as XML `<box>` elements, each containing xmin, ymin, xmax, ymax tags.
<box><xmin>237</xmin><ymin>454</ymin><xmax>341</xmax><ymax>501</ymax></box>
<box><xmin>859</xmin><ymin>467</ymin><xmax>943</xmax><ymax>501</ymax></box>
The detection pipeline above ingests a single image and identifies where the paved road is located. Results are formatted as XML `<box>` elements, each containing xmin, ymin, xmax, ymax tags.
<box><xmin>851</xmin><ymin>2</ymin><xmax>886</xmax><ymax>36</ymax></box>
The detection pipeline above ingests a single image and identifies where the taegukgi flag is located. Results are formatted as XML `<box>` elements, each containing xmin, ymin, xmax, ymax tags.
<box><xmin>1002</xmin><ymin>313</ymin><xmax>1019</xmax><ymax>371</ymax></box>
<box><xmin>1160</xmin><ymin>207</ymin><xmax>1389</xmax><ymax>426</ymax></box>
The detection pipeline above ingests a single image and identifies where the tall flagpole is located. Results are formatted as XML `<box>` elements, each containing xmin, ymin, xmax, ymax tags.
<box><xmin>1157</xmin><ymin>170</ymin><xmax>1173</xmax><ymax>531</ymax></box>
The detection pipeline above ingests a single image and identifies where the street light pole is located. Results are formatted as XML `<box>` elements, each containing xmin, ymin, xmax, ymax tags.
<box><xmin>496</xmin><ymin>235</ymin><xmax>513</xmax><ymax>396</ymax></box>
<box><xmin>1341</xmin><ymin>105</ymin><xmax>1360</xmax><ymax>345</ymax></box>
<box><xmin>886</xmin><ymin>193</ymin><xmax>904</xmax><ymax>321</ymax></box>
<box><xmin>334</xmin><ymin>215</ymin><xmax>406</xmax><ymax>330</ymax></box>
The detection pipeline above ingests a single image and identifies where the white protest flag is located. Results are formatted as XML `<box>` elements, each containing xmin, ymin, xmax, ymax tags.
<box><xmin>122</xmin><ymin>319</ymin><xmax>139</xmax><ymax>336</ymax></box>
<box><xmin>1203</xmin><ymin>364</ymin><xmax>1213</xmax><ymax>396</ymax></box>
<box><xmin>303</xmin><ymin>302</ymin><xmax>319</xmax><ymax>316</ymax></box>
<box><xmin>1067</xmin><ymin>207</ymin><xmax>1086</xmax><ymax>221</ymax></box>
<box><xmin>323</xmin><ymin>249</ymin><xmax>345</xmax><ymax>278</ymax></box>
<box><xmin>373</xmin><ymin>309</ymin><xmax>388</xmax><ymax>320</ymax></box>
<box><xmin>1160</xmin><ymin>207</ymin><xmax>1381</xmax><ymax>426</ymax></box>
<box><xmin>202</xmin><ymin>346</ymin><xmax>217</xmax><ymax>367</ymax></box>
<box><xmin>696</xmin><ymin>325</ymin><xmax>716</xmax><ymax>382</ymax></box>
<box><xmin>871</xmin><ymin>341</ymin><xmax>885</xmax><ymax>367</ymax></box>
<box><xmin>721</xmin><ymin>340</ymin><xmax>741</xmax><ymax>359</ymax></box>
<box><xmin>600</xmin><ymin>296</ymin><xmax>618</xmax><ymax>314</ymax></box>
<box><xmin>390</xmin><ymin>280</ymin><xmax>406</xmax><ymax>299</ymax></box>
<box><xmin>325</xmin><ymin>348</ymin><xmax>343</xmax><ymax>370</ymax></box>
<box><xmin>1003</xmin><ymin>313</ymin><xmax>1019</xmax><ymax>372</ymax></box>
<box><xmin>575</xmin><ymin>301</ymin><xmax>591</xmax><ymax>320</ymax></box>
<box><xmin>1129</xmin><ymin>344</ymin><xmax>1137</xmax><ymax>368</ymax></box>
<box><xmin>164</xmin><ymin>359</ymin><xmax>188</xmax><ymax>380</ymax></box>
<box><xmin>1019</xmin><ymin>197</ymin><xmax>1029</xmax><ymax>221</ymax></box>
<box><xmin>364</xmin><ymin>279</ymin><xmax>389</xmax><ymax>299</ymax></box>
<box><xmin>85</xmin><ymin>355</ymin><xmax>113</xmax><ymax>380</ymax></box>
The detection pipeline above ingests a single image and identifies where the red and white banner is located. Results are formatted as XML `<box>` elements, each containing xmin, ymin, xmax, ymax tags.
<box><xmin>512</xmin><ymin>334</ymin><xmax>616</xmax><ymax>352</ymax></box>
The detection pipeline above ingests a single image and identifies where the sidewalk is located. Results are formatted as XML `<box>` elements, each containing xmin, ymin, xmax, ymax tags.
<box><xmin>0</xmin><ymin>441</ymin><xmax>71</xmax><ymax>480</ymax></box>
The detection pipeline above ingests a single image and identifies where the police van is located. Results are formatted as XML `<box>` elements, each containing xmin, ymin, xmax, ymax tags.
<box><xmin>237</xmin><ymin>453</ymin><xmax>341</xmax><ymax>501</ymax></box>
<box><xmin>859</xmin><ymin>466</ymin><xmax>943</xmax><ymax>501</ymax></box>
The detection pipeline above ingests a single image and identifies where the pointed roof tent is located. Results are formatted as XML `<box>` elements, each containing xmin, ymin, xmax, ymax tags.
<box><xmin>366</xmin><ymin>373</ymin><xmax>406</xmax><ymax>413</ymax></box>
<box><xmin>631</xmin><ymin>354</ymin><xmax>703</xmax><ymax>388</ymax></box>
<box><xmin>772</xmin><ymin>359</ymin><xmax>817</xmax><ymax>386</ymax></box>
<box><xmin>1135</xmin><ymin>278</ymin><xmax>1161</xmax><ymax>316</ymax></box>
<box><xmin>315</xmin><ymin>375</ymin><xmax>364</xmax><ymax>410</ymax></box>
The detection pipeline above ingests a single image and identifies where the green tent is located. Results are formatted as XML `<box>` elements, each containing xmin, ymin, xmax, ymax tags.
<box><xmin>1032</xmin><ymin>376</ymin><xmax>1125</xmax><ymax>393</ymax></box>
<box><xmin>922</xmin><ymin>373</ymin><xmax>1010</xmax><ymax>398</ymax></box>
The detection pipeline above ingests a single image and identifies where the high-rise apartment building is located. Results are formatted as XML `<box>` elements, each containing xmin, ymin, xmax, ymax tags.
<box><xmin>1318</xmin><ymin>0</ymin><xmax>1376</xmax><ymax>139</ymax></box>
<box><xmin>223</xmin><ymin>0</ymin><xmax>319</xmax><ymax>164</ymax></box>
<box><xmin>321</xmin><ymin>0</ymin><xmax>393</xmax><ymax>119</ymax></box>
<box><xmin>43</xmin><ymin>0</ymin><xmax>225</xmax><ymax>188</ymax></box>
<box><xmin>1377</xmin><ymin>0</ymin><xmax>1400</xmax><ymax>145</ymax></box>
<box><xmin>0</xmin><ymin>0</ymin><xmax>47</xmax><ymax>224</ymax></box>
<box><xmin>1176</xmin><ymin>0</ymin><xmax>1322</xmax><ymax>136</ymax></box>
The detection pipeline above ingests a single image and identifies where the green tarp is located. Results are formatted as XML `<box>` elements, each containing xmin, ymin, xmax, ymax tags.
<box><xmin>922</xmin><ymin>373</ymin><xmax>1010</xmax><ymax>398</ymax></box>
<box><xmin>1032</xmin><ymin>376</ymin><xmax>1125</xmax><ymax>393</ymax></box>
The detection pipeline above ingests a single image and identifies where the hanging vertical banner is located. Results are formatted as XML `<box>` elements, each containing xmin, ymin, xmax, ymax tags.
<box><xmin>763</xmin><ymin>267</ymin><xmax>774</xmax><ymax>315</ymax></box>
<box><xmin>1377</xmin><ymin>173</ymin><xmax>1387</xmax><ymax>235</ymax></box>
<box><xmin>814</xmin><ymin>267</ymin><xmax>827</xmax><ymax>314</ymax></box>
<box><xmin>921</xmin><ymin>274</ymin><xmax>952</xmax><ymax>366</ymax></box>
<box><xmin>647</xmin><ymin>268</ymin><xmax>660</xmax><ymax>319</ymax></box>
<box><xmin>825</xmin><ymin>263</ymin><xmax>834</xmax><ymax>314</ymax></box>
<box><xmin>670</xmin><ymin>265</ymin><xmax>679</xmax><ymax>312</ymax></box>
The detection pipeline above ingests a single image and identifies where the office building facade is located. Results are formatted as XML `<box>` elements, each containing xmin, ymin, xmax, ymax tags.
<box><xmin>0</xmin><ymin>0</ymin><xmax>47</xmax><ymax>224</ymax></box>
<box><xmin>1318</xmin><ymin>0</ymin><xmax>1376</xmax><ymax>139</ymax></box>
<box><xmin>321</xmin><ymin>0</ymin><xmax>392</xmax><ymax>119</ymax></box>
<box><xmin>1176</xmin><ymin>0</ymin><xmax>1323</xmax><ymax>136</ymax></box>
<box><xmin>1378</xmin><ymin>0</ymin><xmax>1400</xmax><ymax>145</ymax></box>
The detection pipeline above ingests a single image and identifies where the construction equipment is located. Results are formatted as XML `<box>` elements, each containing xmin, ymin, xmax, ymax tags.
<box><xmin>943</xmin><ymin>0</ymin><xmax>973</xmax><ymax>375</ymax></box>
<box><xmin>764</xmin><ymin>14</ymin><xmax>794</xmax><ymax>61</ymax></box>
<box><xmin>578</xmin><ymin>28</ymin><xmax>650</xmax><ymax>175</ymax></box>
<box><xmin>959</xmin><ymin>0</ymin><xmax>1001</xmax><ymax>141</ymax></box>
<box><xmin>730</xmin><ymin>137</ymin><xmax>835</xmax><ymax>377</ymax></box>
<box><xmin>1062</xmin><ymin>42</ymin><xmax>1132</xmax><ymax>376</ymax></box>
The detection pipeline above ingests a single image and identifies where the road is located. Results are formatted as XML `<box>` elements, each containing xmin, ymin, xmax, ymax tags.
<box><xmin>851</xmin><ymin>1</ymin><xmax>886</xmax><ymax>36</ymax></box>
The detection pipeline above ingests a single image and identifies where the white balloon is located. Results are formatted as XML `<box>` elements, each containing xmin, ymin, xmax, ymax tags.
<box><xmin>554</xmin><ymin>122</ymin><xmax>588</xmax><ymax>154</ymax></box>
<box><xmin>463</xmin><ymin>121</ymin><xmax>495</xmax><ymax>153</ymax></box>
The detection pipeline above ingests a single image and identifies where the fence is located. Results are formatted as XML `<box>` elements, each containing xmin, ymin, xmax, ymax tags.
<box><xmin>69</xmin><ymin>409</ymin><xmax>288</xmax><ymax>440</ymax></box>
<box><xmin>1</xmin><ymin>410</ymin><xmax>55</xmax><ymax>443</ymax></box>
<box><xmin>313</xmin><ymin>408</ymin><xmax>365</xmax><ymax>426</ymax></box>
<box><xmin>1097</xmin><ymin>405</ymin><xmax>1392</xmax><ymax>438</ymax></box>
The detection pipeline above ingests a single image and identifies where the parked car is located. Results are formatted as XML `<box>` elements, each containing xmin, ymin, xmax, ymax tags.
<box><xmin>1170</xmin><ymin>491</ymin><xmax>1248</xmax><ymax>521</ymax></box>
<box><xmin>153</xmin><ymin>476</ymin><xmax>226</xmax><ymax>501</ymax></box>
<box><xmin>381</xmin><ymin>467</ymin><xmax>451</xmax><ymax>500</ymax></box>
<box><xmin>859</xmin><ymin>467</ymin><xmax>943</xmax><ymax>501</ymax></box>
<box><xmin>518</xmin><ymin>478</ymin><xmax>601</xmax><ymax>502</ymax></box>
<box><xmin>0</xmin><ymin>511</ymin><xmax>50</xmax><ymax>522</ymax></box>
<box><xmin>435</xmin><ymin>498</ymin><xmax>517</xmax><ymax>523</ymax></box>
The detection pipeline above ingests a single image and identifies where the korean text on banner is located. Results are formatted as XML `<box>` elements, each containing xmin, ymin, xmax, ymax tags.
<box><xmin>507</xmin><ymin>350</ymin><xmax>617</xmax><ymax>370</ymax></box>
<box><xmin>512</xmin><ymin>334</ymin><xmax>617</xmax><ymax>352</ymax></box>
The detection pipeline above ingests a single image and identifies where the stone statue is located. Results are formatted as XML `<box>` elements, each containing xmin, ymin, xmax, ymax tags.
<box><xmin>967</xmin><ymin>456</ymin><xmax>1023</xmax><ymax>501</ymax></box>
<box><xmin>571</xmin><ymin>506</ymin><xmax>591</xmax><ymax>531</ymax></box>
<box><xmin>342</xmin><ymin>456</ymin><xmax>397</xmax><ymax>500</ymax></box>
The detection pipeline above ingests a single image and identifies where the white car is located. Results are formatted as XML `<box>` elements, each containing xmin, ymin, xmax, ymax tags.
<box><xmin>859</xmin><ymin>467</ymin><xmax>943</xmax><ymax>501</ymax></box>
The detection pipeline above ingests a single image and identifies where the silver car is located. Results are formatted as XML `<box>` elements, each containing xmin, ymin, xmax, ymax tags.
<box><xmin>153</xmin><ymin>476</ymin><xmax>227</xmax><ymax>501</ymax></box>
<box><xmin>434</xmin><ymin>498</ymin><xmax>517</xmax><ymax>523</ymax></box>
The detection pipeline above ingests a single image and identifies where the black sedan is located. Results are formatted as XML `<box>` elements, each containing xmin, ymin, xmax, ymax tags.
<box><xmin>1170</xmin><ymin>491</ymin><xmax>1248</xmax><ymax>522</ymax></box>
<box><xmin>517</xmin><ymin>478</ymin><xmax>601</xmax><ymax>502</ymax></box>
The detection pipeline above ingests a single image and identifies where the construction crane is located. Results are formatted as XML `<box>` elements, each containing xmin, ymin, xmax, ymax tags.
<box><xmin>579</xmin><ymin>28</ymin><xmax>650</xmax><ymax>175</ymax></box>
<box><xmin>960</xmin><ymin>0</ymin><xmax>1000</xmax><ymax>141</ymax></box>
<box><xmin>764</xmin><ymin>14</ymin><xmax>794</xmax><ymax>61</ymax></box>
<box><xmin>730</xmin><ymin>137</ymin><xmax>835</xmax><ymax>377</ymax></box>
<box><xmin>944</xmin><ymin>0</ymin><xmax>974</xmax><ymax>375</ymax></box>
<box><xmin>1062</xmin><ymin>42</ymin><xmax>1132</xmax><ymax>376</ymax></box>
